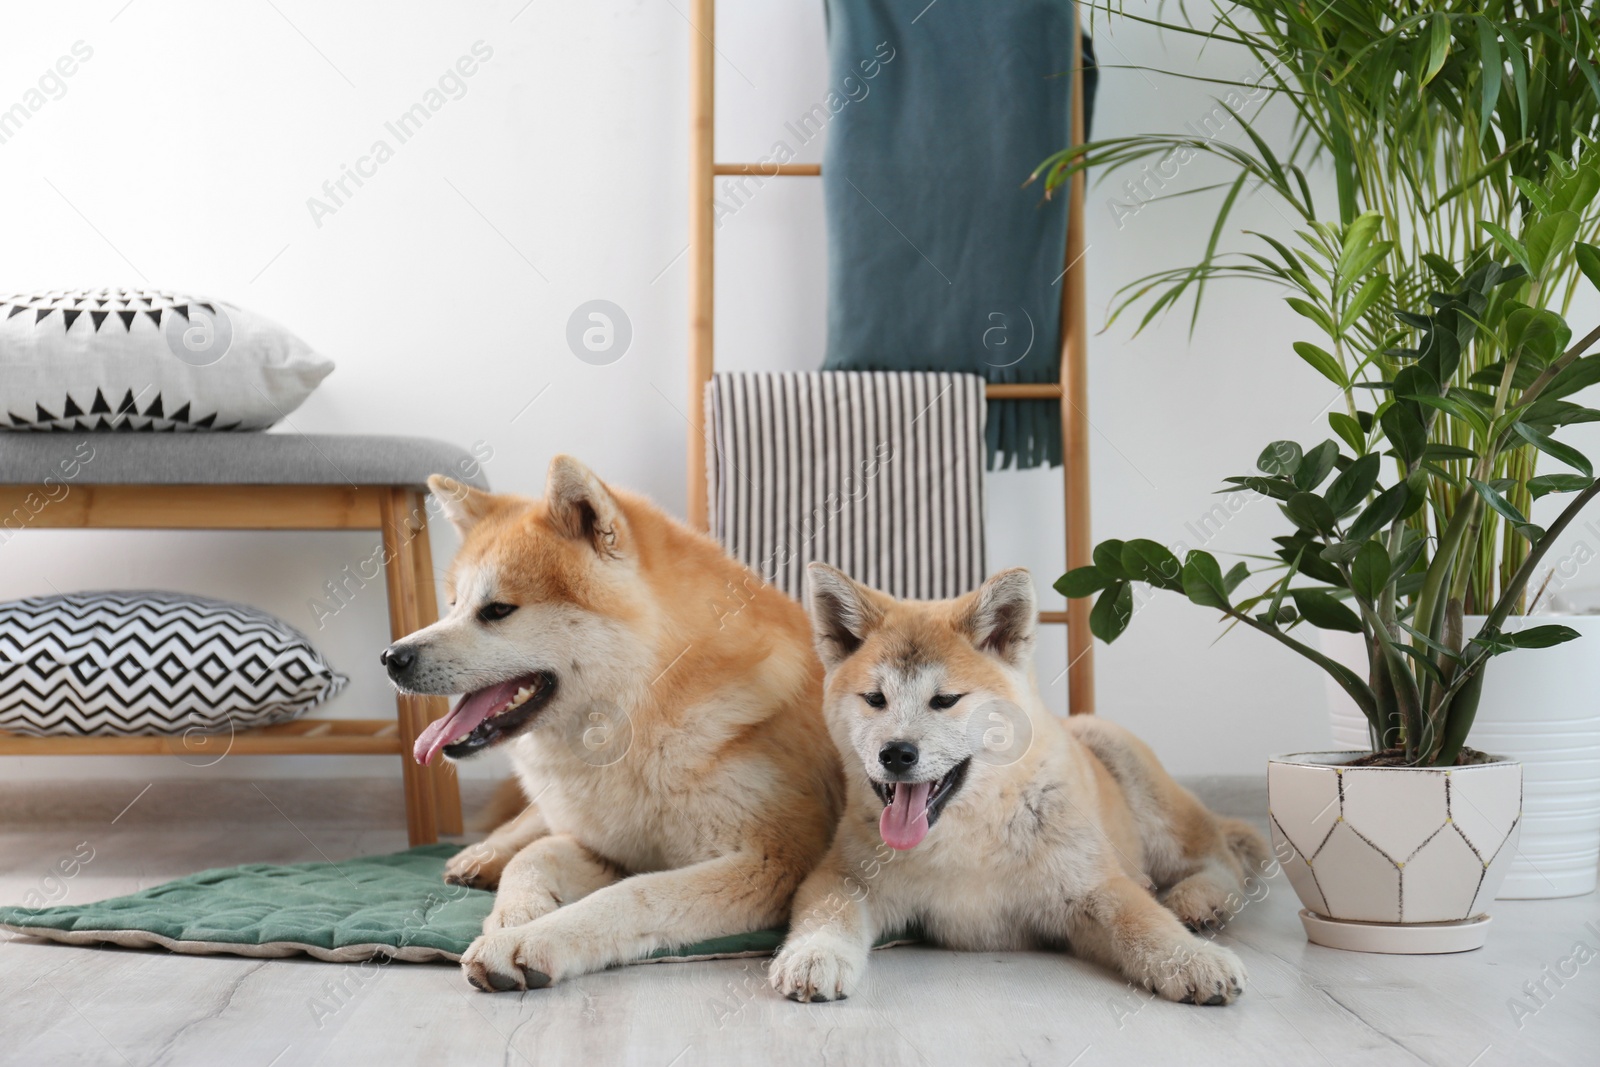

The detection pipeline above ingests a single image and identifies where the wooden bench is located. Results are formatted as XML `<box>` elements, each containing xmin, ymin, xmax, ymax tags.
<box><xmin>0</xmin><ymin>433</ymin><xmax>485</xmax><ymax>845</ymax></box>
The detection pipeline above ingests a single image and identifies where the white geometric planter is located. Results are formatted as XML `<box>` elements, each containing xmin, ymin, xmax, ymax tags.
<box><xmin>1321</xmin><ymin>617</ymin><xmax>1600</xmax><ymax>898</ymax></box>
<box><xmin>1268</xmin><ymin>752</ymin><xmax>1522</xmax><ymax>953</ymax></box>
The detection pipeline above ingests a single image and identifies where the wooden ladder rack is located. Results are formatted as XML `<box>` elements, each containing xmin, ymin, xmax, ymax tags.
<box><xmin>684</xmin><ymin>1</ymin><xmax>1095</xmax><ymax>712</ymax></box>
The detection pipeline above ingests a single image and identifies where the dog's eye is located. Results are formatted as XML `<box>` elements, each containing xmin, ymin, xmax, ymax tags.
<box><xmin>929</xmin><ymin>693</ymin><xmax>964</xmax><ymax>710</ymax></box>
<box><xmin>861</xmin><ymin>691</ymin><xmax>888</xmax><ymax>709</ymax></box>
<box><xmin>477</xmin><ymin>602</ymin><xmax>519</xmax><ymax>622</ymax></box>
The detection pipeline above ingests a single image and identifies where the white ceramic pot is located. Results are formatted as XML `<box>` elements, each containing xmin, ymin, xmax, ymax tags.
<box><xmin>1322</xmin><ymin>616</ymin><xmax>1600</xmax><ymax>899</ymax></box>
<box><xmin>1268</xmin><ymin>752</ymin><xmax>1522</xmax><ymax>953</ymax></box>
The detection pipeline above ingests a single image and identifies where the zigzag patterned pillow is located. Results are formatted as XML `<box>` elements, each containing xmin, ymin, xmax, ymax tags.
<box><xmin>0</xmin><ymin>591</ymin><xmax>346</xmax><ymax>737</ymax></box>
<box><xmin>0</xmin><ymin>288</ymin><xmax>333</xmax><ymax>432</ymax></box>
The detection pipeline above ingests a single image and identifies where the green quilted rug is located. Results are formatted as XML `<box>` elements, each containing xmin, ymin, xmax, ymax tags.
<box><xmin>0</xmin><ymin>844</ymin><xmax>787</xmax><ymax>965</ymax></box>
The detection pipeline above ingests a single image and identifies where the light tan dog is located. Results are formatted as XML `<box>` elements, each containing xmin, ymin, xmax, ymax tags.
<box><xmin>769</xmin><ymin>563</ymin><xmax>1269</xmax><ymax>1005</ymax></box>
<box><xmin>383</xmin><ymin>457</ymin><xmax>842</xmax><ymax>991</ymax></box>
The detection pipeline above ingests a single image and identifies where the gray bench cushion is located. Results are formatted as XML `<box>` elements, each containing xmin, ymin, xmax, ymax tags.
<box><xmin>0</xmin><ymin>434</ymin><xmax>490</xmax><ymax>489</ymax></box>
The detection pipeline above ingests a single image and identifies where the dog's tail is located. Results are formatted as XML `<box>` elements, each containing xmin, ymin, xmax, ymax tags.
<box><xmin>1220</xmin><ymin>817</ymin><xmax>1273</xmax><ymax>881</ymax></box>
<box><xmin>471</xmin><ymin>778</ymin><xmax>530</xmax><ymax>833</ymax></box>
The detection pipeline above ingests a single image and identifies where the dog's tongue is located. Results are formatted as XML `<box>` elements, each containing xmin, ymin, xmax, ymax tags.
<box><xmin>412</xmin><ymin>680</ymin><xmax>522</xmax><ymax>766</ymax></box>
<box><xmin>880</xmin><ymin>781</ymin><xmax>934</xmax><ymax>850</ymax></box>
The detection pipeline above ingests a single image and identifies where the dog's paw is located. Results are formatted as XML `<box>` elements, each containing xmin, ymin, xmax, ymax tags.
<box><xmin>1162</xmin><ymin>879</ymin><xmax>1238</xmax><ymax>932</ymax></box>
<box><xmin>444</xmin><ymin>843</ymin><xmax>510</xmax><ymax>891</ymax></box>
<box><xmin>460</xmin><ymin>929</ymin><xmax>557</xmax><ymax>994</ymax></box>
<box><xmin>1150</xmin><ymin>940</ymin><xmax>1246</xmax><ymax>1006</ymax></box>
<box><xmin>482</xmin><ymin>892</ymin><xmax>559</xmax><ymax>933</ymax></box>
<box><xmin>769</xmin><ymin>939</ymin><xmax>862</xmax><ymax>1003</ymax></box>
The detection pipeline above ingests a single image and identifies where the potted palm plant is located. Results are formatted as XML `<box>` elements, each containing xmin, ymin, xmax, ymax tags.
<box><xmin>1037</xmin><ymin>2</ymin><xmax>1600</xmax><ymax>900</ymax></box>
<box><xmin>1058</xmin><ymin>188</ymin><xmax>1600</xmax><ymax>951</ymax></box>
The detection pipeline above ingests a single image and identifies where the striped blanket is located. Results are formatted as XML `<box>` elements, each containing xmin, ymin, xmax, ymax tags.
<box><xmin>705</xmin><ymin>371</ymin><xmax>987</xmax><ymax>601</ymax></box>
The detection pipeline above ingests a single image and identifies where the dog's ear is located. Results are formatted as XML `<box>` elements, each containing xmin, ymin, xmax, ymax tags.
<box><xmin>546</xmin><ymin>455</ymin><xmax>626</xmax><ymax>558</ymax></box>
<box><xmin>428</xmin><ymin>475</ymin><xmax>499</xmax><ymax>536</ymax></box>
<box><xmin>962</xmin><ymin>568</ymin><xmax>1036</xmax><ymax>666</ymax></box>
<box><xmin>807</xmin><ymin>563</ymin><xmax>884</xmax><ymax>669</ymax></box>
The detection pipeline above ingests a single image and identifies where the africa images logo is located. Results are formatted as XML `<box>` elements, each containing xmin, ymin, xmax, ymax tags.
<box><xmin>163</xmin><ymin>302</ymin><xmax>234</xmax><ymax>367</ymax></box>
<box><xmin>305</xmin><ymin>41</ymin><xmax>495</xmax><ymax>228</ymax></box>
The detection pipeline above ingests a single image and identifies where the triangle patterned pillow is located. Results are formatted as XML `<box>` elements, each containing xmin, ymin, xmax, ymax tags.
<box><xmin>0</xmin><ymin>590</ymin><xmax>346</xmax><ymax>737</ymax></box>
<box><xmin>0</xmin><ymin>288</ymin><xmax>332</xmax><ymax>432</ymax></box>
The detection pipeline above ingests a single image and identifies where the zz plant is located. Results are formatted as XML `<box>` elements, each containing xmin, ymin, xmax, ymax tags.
<box><xmin>1060</xmin><ymin>208</ymin><xmax>1600</xmax><ymax>768</ymax></box>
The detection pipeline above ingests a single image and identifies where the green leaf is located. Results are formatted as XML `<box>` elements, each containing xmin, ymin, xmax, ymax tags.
<box><xmin>1324</xmin><ymin>453</ymin><xmax>1380</xmax><ymax>517</ymax></box>
<box><xmin>1528</xmin><ymin>474</ymin><xmax>1594</xmax><ymax>499</ymax></box>
<box><xmin>1512</xmin><ymin>177</ymin><xmax>1552</xmax><ymax>216</ymax></box>
<box><xmin>1320</xmin><ymin>541</ymin><xmax>1362</xmax><ymax>565</ymax></box>
<box><xmin>1505</xmin><ymin>35</ymin><xmax>1529</xmax><ymax>137</ymax></box>
<box><xmin>1285</xmin><ymin>297</ymin><xmax>1335</xmax><ymax>335</ymax></box>
<box><xmin>1055</xmin><ymin>566</ymin><xmax>1109</xmax><ymax>599</ymax></box>
<box><xmin>1422</xmin><ymin>443</ymin><xmax>1478</xmax><ymax>461</ymax></box>
<box><xmin>1294</xmin><ymin>441</ymin><xmax>1340</xmax><ymax>491</ymax></box>
<box><xmin>1186</xmin><ymin>170</ymin><xmax>1250</xmax><ymax>335</ymax></box>
<box><xmin>1421</xmin><ymin>13</ymin><xmax>1451</xmax><ymax>85</ymax></box>
<box><xmin>1469</xmin><ymin>476</ymin><xmax>1529</xmax><ymax>524</ymax></box>
<box><xmin>1408</xmin><ymin>393</ymin><xmax>1491</xmax><ymax>439</ymax></box>
<box><xmin>1338</xmin><ymin>214</ymin><xmax>1382</xmax><ymax>263</ymax></box>
<box><xmin>1257</xmin><ymin>441</ymin><xmax>1303</xmax><ymax>477</ymax></box>
<box><xmin>1290</xmin><ymin>589</ymin><xmax>1363</xmax><ymax>633</ymax></box>
<box><xmin>1480</xmin><ymin>221</ymin><xmax>1531</xmax><ymax>274</ymax></box>
<box><xmin>1499</xmin><ymin>624</ymin><xmax>1583</xmax><ymax>650</ymax></box>
<box><xmin>1339</xmin><ymin>275</ymin><xmax>1389</xmax><ymax>332</ymax></box>
<box><xmin>1523</xmin><ymin>400</ymin><xmax>1600</xmax><ymax>428</ymax></box>
<box><xmin>1476</xmin><ymin>17</ymin><xmax>1501</xmax><ymax>135</ymax></box>
<box><xmin>1513</xmin><ymin>423</ymin><xmax>1593</xmax><ymax>478</ymax></box>
<box><xmin>1120</xmin><ymin>539</ymin><xmax>1184</xmax><ymax>592</ymax></box>
<box><xmin>1422</xmin><ymin>252</ymin><xmax>1461</xmax><ymax>287</ymax></box>
<box><xmin>1328</xmin><ymin>412</ymin><xmax>1366</xmax><ymax>454</ymax></box>
<box><xmin>1347</xmin><ymin>482</ymin><xmax>1410</xmax><ymax>542</ymax></box>
<box><xmin>1350</xmin><ymin>541</ymin><xmax>1392</xmax><ymax>604</ymax></box>
<box><xmin>1336</xmin><ymin>242</ymin><xmax>1394</xmax><ymax>298</ymax></box>
<box><xmin>1523</xmin><ymin>211</ymin><xmax>1579</xmax><ymax>279</ymax></box>
<box><xmin>1389</xmin><ymin>535</ymin><xmax>1425</xmax><ymax>579</ymax></box>
<box><xmin>1543</xmin><ymin>355</ymin><xmax>1600</xmax><ymax>403</ymax></box>
<box><xmin>1089</xmin><ymin>581</ymin><xmax>1134</xmax><ymax>643</ymax></box>
<box><xmin>1181</xmin><ymin>551</ymin><xmax>1231</xmax><ymax>610</ymax></box>
<box><xmin>1223</xmin><ymin>561</ymin><xmax>1251</xmax><ymax>595</ymax></box>
<box><xmin>1548</xmin><ymin>156</ymin><xmax>1600</xmax><ymax>216</ymax></box>
<box><xmin>1262</xmin><ymin>546</ymin><xmax>1302</xmax><ymax>627</ymax></box>
<box><xmin>1284</xmin><ymin>492</ymin><xmax>1338</xmax><ymax>537</ymax></box>
<box><xmin>1470</xmin><ymin>358</ymin><xmax>1543</xmax><ymax>391</ymax></box>
<box><xmin>1380</xmin><ymin>404</ymin><xmax>1427</xmax><ymax>466</ymax></box>
<box><xmin>1092</xmin><ymin>540</ymin><xmax>1130</xmax><ymax>580</ymax></box>
<box><xmin>1224</xmin><ymin>475</ymin><xmax>1300</xmax><ymax>501</ymax></box>
<box><xmin>1468</xmin><ymin>477</ymin><xmax>1543</xmax><ymax>541</ymax></box>
<box><xmin>1576</xmin><ymin>242</ymin><xmax>1600</xmax><ymax>294</ymax></box>
<box><xmin>1470</xmin><ymin>624</ymin><xmax>1583</xmax><ymax>655</ymax></box>
<box><xmin>1505</xmin><ymin>306</ymin><xmax>1570</xmax><ymax>368</ymax></box>
<box><xmin>1294</xmin><ymin>341</ymin><xmax>1346</xmax><ymax>387</ymax></box>
<box><xmin>1397</xmin><ymin>620</ymin><xmax>1466</xmax><ymax>665</ymax></box>
<box><xmin>1292</xmin><ymin>542</ymin><xmax>1347</xmax><ymax>586</ymax></box>
<box><xmin>1401</xmin><ymin>471</ymin><xmax>1430</xmax><ymax>521</ymax></box>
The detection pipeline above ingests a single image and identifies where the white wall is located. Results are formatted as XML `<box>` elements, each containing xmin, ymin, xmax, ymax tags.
<box><xmin>3</xmin><ymin>1</ymin><xmax>1596</xmax><ymax>785</ymax></box>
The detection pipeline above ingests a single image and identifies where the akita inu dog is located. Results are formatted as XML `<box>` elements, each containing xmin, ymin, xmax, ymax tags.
<box><xmin>769</xmin><ymin>563</ymin><xmax>1269</xmax><ymax>1006</ymax></box>
<box><xmin>383</xmin><ymin>457</ymin><xmax>841</xmax><ymax>991</ymax></box>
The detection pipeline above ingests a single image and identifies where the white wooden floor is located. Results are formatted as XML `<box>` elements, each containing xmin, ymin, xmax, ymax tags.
<box><xmin>1</xmin><ymin>789</ymin><xmax>1595</xmax><ymax>1067</ymax></box>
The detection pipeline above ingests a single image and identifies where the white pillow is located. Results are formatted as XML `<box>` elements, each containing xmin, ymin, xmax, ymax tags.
<box><xmin>0</xmin><ymin>287</ymin><xmax>333</xmax><ymax>431</ymax></box>
<box><xmin>0</xmin><ymin>590</ymin><xmax>346</xmax><ymax>737</ymax></box>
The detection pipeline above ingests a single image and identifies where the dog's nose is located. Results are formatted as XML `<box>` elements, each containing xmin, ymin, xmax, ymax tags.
<box><xmin>380</xmin><ymin>644</ymin><xmax>416</xmax><ymax>677</ymax></box>
<box><xmin>879</xmin><ymin>741</ymin><xmax>919</xmax><ymax>773</ymax></box>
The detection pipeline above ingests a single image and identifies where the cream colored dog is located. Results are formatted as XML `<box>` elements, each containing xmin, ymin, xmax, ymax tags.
<box><xmin>769</xmin><ymin>563</ymin><xmax>1269</xmax><ymax>1005</ymax></box>
<box><xmin>383</xmin><ymin>457</ymin><xmax>841</xmax><ymax>991</ymax></box>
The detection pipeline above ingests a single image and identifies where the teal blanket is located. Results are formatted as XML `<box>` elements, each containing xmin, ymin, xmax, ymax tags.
<box><xmin>822</xmin><ymin>0</ymin><xmax>1095</xmax><ymax>469</ymax></box>
<box><xmin>0</xmin><ymin>845</ymin><xmax>785</xmax><ymax>964</ymax></box>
